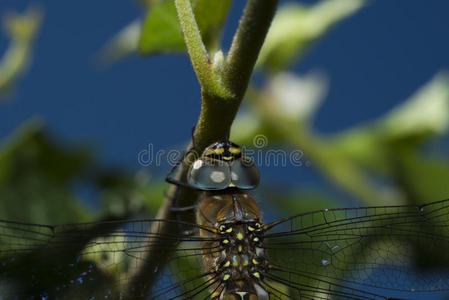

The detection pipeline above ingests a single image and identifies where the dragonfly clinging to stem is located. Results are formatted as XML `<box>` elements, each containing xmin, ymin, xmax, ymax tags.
<box><xmin>0</xmin><ymin>140</ymin><xmax>449</xmax><ymax>299</ymax></box>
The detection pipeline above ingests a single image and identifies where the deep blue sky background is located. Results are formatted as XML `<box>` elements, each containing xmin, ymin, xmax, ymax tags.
<box><xmin>0</xmin><ymin>1</ymin><xmax>448</xmax><ymax>299</ymax></box>
<box><xmin>0</xmin><ymin>0</ymin><xmax>448</xmax><ymax>179</ymax></box>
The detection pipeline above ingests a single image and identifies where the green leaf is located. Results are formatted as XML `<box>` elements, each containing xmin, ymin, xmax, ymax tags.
<box><xmin>329</xmin><ymin>126</ymin><xmax>390</xmax><ymax>174</ymax></box>
<box><xmin>257</xmin><ymin>0</ymin><xmax>364</xmax><ymax>72</ymax></box>
<box><xmin>193</xmin><ymin>0</ymin><xmax>232</xmax><ymax>51</ymax></box>
<box><xmin>0</xmin><ymin>6</ymin><xmax>43</xmax><ymax>96</ymax></box>
<box><xmin>139</xmin><ymin>0</ymin><xmax>232</xmax><ymax>55</ymax></box>
<box><xmin>380</xmin><ymin>72</ymin><xmax>449</xmax><ymax>142</ymax></box>
<box><xmin>262</xmin><ymin>188</ymin><xmax>337</xmax><ymax>214</ymax></box>
<box><xmin>95</xmin><ymin>19</ymin><xmax>142</xmax><ymax>67</ymax></box>
<box><xmin>391</xmin><ymin>148</ymin><xmax>449</xmax><ymax>203</ymax></box>
<box><xmin>139</xmin><ymin>1</ymin><xmax>186</xmax><ymax>54</ymax></box>
<box><xmin>330</xmin><ymin>73</ymin><xmax>449</xmax><ymax>175</ymax></box>
<box><xmin>0</xmin><ymin>119</ymin><xmax>165</xmax><ymax>225</ymax></box>
<box><xmin>97</xmin><ymin>169</ymin><xmax>165</xmax><ymax>216</ymax></box>
<box><xmin>0</xmin><ymin>120</ymin><xmax>92</xmax><ymax>223</ymax></box>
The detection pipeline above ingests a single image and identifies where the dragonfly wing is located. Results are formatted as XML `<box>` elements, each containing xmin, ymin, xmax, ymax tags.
<box><xmin>263</xmin><ymin>199</ymin><xmax>449</xmax><ymax>299</ymax></box>
<box><xmin>0</xmin><ymin>218</ymin><xmax>217</xmax><ymax>299</ymax></box>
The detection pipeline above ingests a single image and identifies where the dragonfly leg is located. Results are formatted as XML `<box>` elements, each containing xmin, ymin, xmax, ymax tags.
<box><xmin>191</xmin><ymin>125</ymin><xmax>197</xmax><ymax>149</ymax></box>
<box><xmin>165</xmin><ymin>164</ymin><xmax>191</xmax><ymax>188</ymax></box>
<box><xmin>170</xmin><ymin>205</ymin><xmax>197</xmax><ymax>212</ymax></box>
<box><xmin>163</xmin><ymin>190</ymin><xmax>198</xmax><ymax>213</ymax></box>
<box><xmin>165</xmin><ymin>144</ymin><xmax>198</xmax><ymax>188</ymax></box>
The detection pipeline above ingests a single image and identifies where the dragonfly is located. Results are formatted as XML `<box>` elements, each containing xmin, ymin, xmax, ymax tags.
<box><xmin>0</xmin><ymin>140</ymin><xmax>449</xmax><ymax>300</ymax></box>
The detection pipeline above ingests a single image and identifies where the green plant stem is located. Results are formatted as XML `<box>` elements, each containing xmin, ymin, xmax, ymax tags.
<box><xmin>175</xmin><ymin>0</ymin><xmax>231</xmax><ymax>98</ymax></box>
<box><xmin>126</xmin><ymin>183</ymin><xmax>197</xmax><ymax>298</ymax></box>
<box><xmin>194</xmin><ymin>0</ymin><xmax>279</xmax><ymax>150</ymax></box>
<box><xmin>127</xmin><ymin>0</ymin><xmax>279</xmax><ymax>296</ymax></box>
<box><xmin>223</xmin><ymin>0</ymin><xmax>279</xmax><ymax>99</ymax></box>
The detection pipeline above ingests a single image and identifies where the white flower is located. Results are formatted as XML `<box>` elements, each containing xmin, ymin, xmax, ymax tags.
<box><xmin>267</xmin><ymin>71</ymin><xmax>328</xmax><ymax>122</ymax></box>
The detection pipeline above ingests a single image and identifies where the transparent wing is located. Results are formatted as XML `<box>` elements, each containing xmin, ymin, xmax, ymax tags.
<box><xmin>3</xmin><ymin>199</ymin><xmax>449</xmax><ymax>300</ymax></box>
<box><xmin>0</xmin><ymin>218</ymin><xmax>219</xmax><ymax>300</ymax></box>
<box><xmin>263</xmin><ymin>198</ymin><xmax>449</xmax><ymax>299</ymax></box>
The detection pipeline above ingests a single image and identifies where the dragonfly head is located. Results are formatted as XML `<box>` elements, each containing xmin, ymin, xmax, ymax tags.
<box><xmin>203</xmin><ymin>141</ymin><xmax>243</xmax><ymax>162</ymax></box>
<box><xmin>185</xmin><ymin>141</ymin><xmax>260</xmax><ymax>191</ymax></box>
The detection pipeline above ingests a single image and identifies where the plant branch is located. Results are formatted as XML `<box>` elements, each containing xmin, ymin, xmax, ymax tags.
<box><xmin>194</xmin><ymin>0</ymin><xmax>279</xmax><ymax>151</ymax></box>
<box><xmin>223</xmin><ymin>0</ymin><xmax>279</xmax><ymax>99</ymax></box>
<box><xmin>175</xmin><ymin>0</ymin><xmax>232</xmax><ymax>98</ymax></box>
<box><xmin>127</xmin><ymin>0</ymin><xmax>279</xmax><ymax>296</ymax></box>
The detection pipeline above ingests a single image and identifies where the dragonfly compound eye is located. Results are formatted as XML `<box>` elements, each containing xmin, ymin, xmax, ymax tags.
<box><xmin>185</xmin><ymin>141</ymin><xmax>260</xmax><ymax>191</ymax></box>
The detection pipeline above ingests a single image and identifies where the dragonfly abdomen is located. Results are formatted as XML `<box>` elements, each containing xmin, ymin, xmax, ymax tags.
<box><xmin>197</xmin><ymin>192</ymin><xmax>269</xmax><ymax>299</ymax></box>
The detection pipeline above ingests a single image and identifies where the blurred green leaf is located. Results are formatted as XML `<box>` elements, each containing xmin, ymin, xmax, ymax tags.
<box><xmin>380</xmin><ymin>72</ymin><xmax>449</xmax><ymax>142</ymax></box>
<box><xmin>257</xmin><ymin>0</ymin><xmax>364</xmax><ymax>72</ymax></box>
<box><xmin>0</xmin><ymin>6</ymin><xmax>43</xmax><ymax>96</ymax></box>
<box><xmin>262</xmin><ymin>187</ymin><xmax>337</xmax><ymax>215</ymax></box>
<box><xmin>391</xmin><ymin>148</ymin><xmax>449</xmax><ymax>203</ymax></box>
<box><xmin>330</xmin><ymin>73</ymin><xmax>449</xmax><ymax>175</ymax></box>
<box><xmin>0</xmin><ymin>120</ymin><xmax>164</xmax><ymax>225</ymax></box>
<box><xmin>139</xmin><ymin>0</ymin><xmax>232</xmax><ymax>55</ymax></box>
<box><xmin>139</xmin><ymin>1</ymin><xmax>185</xmax><ymax>54</ymax></box>
<box><xmin>193</xmin><ymin>0</ymin><xmax>232</xmax><ymax>52</ymax></box>
<box><xmin>95</xmin><ymin>19</ymin><xmax>142</xmax><ymax>67</ymax></box>
<box><xmin>329</xmin><ymin>125</ymin><xmax>391</xmax><ymax>174</ymax></box>
<box><xmin>235</xmin><ymin>74</ymin><xmax>400</xmax><ymax>206</ymax></box>
<box><xmin>0</xmin><ymin>220</ymin><xmax>126</xmax><ymax>299</ymax></box>
<box><xmin>231</xmin><ymin>110</ymin><xmax>262</xmax><ymax>144</ymax></box>
<box><xmin>98</xmin><ymin>169</ymin><xmax>165</xmax><ymax>216</ymax></box>
<box><xmin>0</xmin><ymin>120</ymin><xmax>92</xmax><ymax>223</ymax></box>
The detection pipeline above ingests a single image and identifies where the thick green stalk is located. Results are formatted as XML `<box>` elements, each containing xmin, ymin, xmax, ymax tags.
<box><xmin>223</xmin><ymin>0</ymin><xmax>279</xmax><ymax>99</ymax></box>
<box><xmin>127</xmin><ymin>0</ymin><xmax>279</xmax><ymax>297</ymax></box>
<box><xmin>194</xmin><ymin>0</ymin><xmax>280</xmax><ymax>149</ymax></box>
<box><xmin>175</xmin><ymin>0</ymin><xmax>232</xmax><ymax>98</ymax></box>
